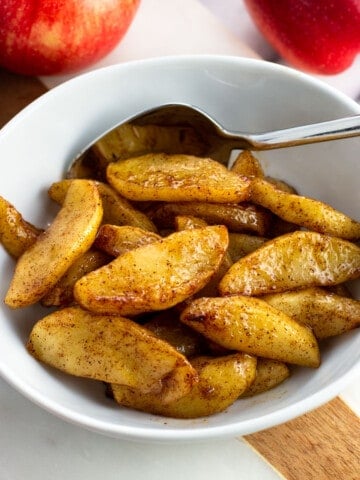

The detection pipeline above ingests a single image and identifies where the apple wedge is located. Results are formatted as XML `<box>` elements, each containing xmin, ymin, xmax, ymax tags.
<box><xmin>250</xmin><ymin>177</ymin><xmax>360</xmax><ymax>240</ymax></box>
<box><xmin>49</xmin><ymin>179</ymin><xmax>157</xmax><ymax>232</ymax></box>
<box><xmin>41</xmin><ymin>249</ymin><xmax>110</xmax><ymax>307</ymax></box>
<box><xmin>27</xmin><ymin>307</ymin><xmax>197</xmax><ymax>404</ymax></box>
<box><xmin>106</xmin><ymin>153</ymin><xmax>250</xmax><ymax>203</ymax></box>
<box><xmin>74</xmin><ymin>225</ymin><xmax>229</xmax><ymax>316</ymax></box>
<box><xmin>263</xmin><ymin>287</ymin><xmax>360</xmax><ymax>339</ymax></box>
<box><xmin>148</xmin><ymin>201</ymin><xmax>270</xmax><ymax>235</ymax></box>
<box><xmin>231</xmin><ymin>150</ymin><xmax>264</xmax><ymax>177</ymax></box>
<box><xmin>240</xmin><ymin>358</ymin><xmax>290</xmax><ymax>398</ymax></box>
<box><xmin>228</xmin><ymin>232</ymin><xmax>267</xmax><ymax>263</ymax></box>
<box><xmin>94</xmin><ymin>224</ymin><xmax>161</xmax><ymax>257</ymax></box>
<box><xmin>5</xmin><ymin>179</ymin><xmax>103</xmax><ymax>308</ymax></box>
<box><xmin>0</xmin><ymin>195</ymin><xmax>42</xmax><ymax>258</ymax></box>
<box><xmin>219</xmin><ymin>231</ymin><xmax>360</xmax><ymax>296</ymax></box>
<box><xmin>111</xmin><ymin>353</ymin><xmax>256</xmax><ymax>418</ymax></box>
<box><xmin>180</xmin><ymin>295</ymin><xmax>320</xmax><ymax>368</ymax></box>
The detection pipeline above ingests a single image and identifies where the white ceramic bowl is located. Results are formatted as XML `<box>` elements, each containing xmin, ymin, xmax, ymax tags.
<box><xmin>1</xmin><ymin>56</ymin><xmax>359</xmax><ymax>442</ymax></box>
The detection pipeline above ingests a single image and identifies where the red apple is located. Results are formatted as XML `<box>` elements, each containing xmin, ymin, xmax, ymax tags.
<box><xmin>244</xmin><ymin>0</ymin><xmax>360</xmax><ymax>74</ymax></box>
<box><xmin>0</xmin><ymin>0</ymin><xmax>140</xmax><ymax>76</ymax></box>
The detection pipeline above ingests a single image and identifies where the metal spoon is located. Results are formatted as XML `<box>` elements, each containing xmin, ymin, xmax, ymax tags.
<box><xmin>69</xmin><ymin>103</ymin><xmax>360</xmax><ymax>171</ymax></box>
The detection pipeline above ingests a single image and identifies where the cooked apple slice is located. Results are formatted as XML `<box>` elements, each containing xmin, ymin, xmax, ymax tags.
<box><xmin>250</xmin><ymin>177</ymin><xmax>360</xmax><ymax>239</ymax></box>
<box><xmin>74</xmin><ymin>226</ymin><xmax>228</xmax><ymax>316</ymax></box>
<box><xmin>106</xmin><ymin>153</ymin><xmax>250</xmax><ymax>203</ymax></box>
<box><xmin>148</xmin><ymin>201</ymin><xmax>270</xmax><ymax>235</ymax></box>
<box><xmin>263</xmin><ymin>287</ymin><xmax>360</xmax><ymax>339</ymax></box>
<box><xmin>0</xmin><ymin>195</ymin><xmax>42</xmax><ymax>258</ymax></box>
<box><xmin>240</xmin><ymin>358</ymin><xmax>290</xmax><ymax>398</ymax></box>
<box><xmin>94</xmin><ymin>224</ymin><xmax>161</xmax><ymax>257</ymax></box>
<box><xmin>27</xmin><ymin>307</ymin><xmax>197</xmax><ymax>404</ymax></box>
<box><xmin>111</xmin><ymin>353</ymin><xmax>256</xmax><ymax>418</ymax></box>
<box><xmin>49</xmin><ymin>179</ymin><xmax>157</xmax><ymax>232</ymax></box>
<box><xmin>5</xmin><ymin>180</ymin><xmax>103</xmax><ymax>308</ymax></box>
<box><xmin>219</xmin><ymin>231</ymin><xmax>360</xmax><ymax>296</ymax></box>
<box><xmin>228</xmin><ymin>233</ymin><xmax>267</xmax><ymax>263</ymax></box>
<box><xmin>180</xmin><ymin>295</ymin><xmax>320</xmax><ymax>368</ymax></box>
<box><xmin>174</xmin><ymin>215</ymin><xmax>208</xmax><ymax>231</ymax></box>
<box><xmin>230</xmin><ymin>150</ymin><xmax>264</xmax><ymax>177</ymax></box>
<box><xmin>41</xmin><ymin>249</ymin><xmax>110</xmax><ymax>307</ymax></box>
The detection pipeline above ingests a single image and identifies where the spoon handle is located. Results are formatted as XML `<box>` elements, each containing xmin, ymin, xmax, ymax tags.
<box><xmin>245</xmin><ymin>114</ymin><xmax>360</xmax><ymax>150</ymax></box>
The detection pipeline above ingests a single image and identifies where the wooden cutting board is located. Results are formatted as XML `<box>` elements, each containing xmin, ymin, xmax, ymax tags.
<box><xmin>0</xmin><ymin>67</ymin><xmax>359</xmax><ymax>480</ymax></box>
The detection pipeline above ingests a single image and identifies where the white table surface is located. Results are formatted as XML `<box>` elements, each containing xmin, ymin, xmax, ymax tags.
<box><xmin>2</xmin><ymin>1</ymin><xmax>360</xmax><ymax>478</ymax></box>
<box><xmin>1</xmin><ymin>377</ymin><xmax>282</xmax><ymax>480</ymax></box>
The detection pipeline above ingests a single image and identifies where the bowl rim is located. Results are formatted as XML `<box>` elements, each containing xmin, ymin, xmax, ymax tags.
<box><xmin>2</xmin><ymin>55</ymin><xmax>360</xmax><ymax>137</ymax></box>
<box><xmin>3</xmin><ymin>356</ymin><xmax>359</xmax><ymax>442</ymax></box>
<box><xmin>1</xmin><ymin>54</ymin><xmax>360</xmax><ymax>442</ymax></box>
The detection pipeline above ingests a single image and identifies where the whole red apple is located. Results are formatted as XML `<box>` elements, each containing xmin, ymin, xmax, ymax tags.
<box><xmin>0</xmin><ymin>0</ymin><xmax>140</xmax><ymax>76</ymax></box>
<box><xmin>244</xmin><ymin>0</ymin><xmax>360</xmax><ymax>74</ymax></box>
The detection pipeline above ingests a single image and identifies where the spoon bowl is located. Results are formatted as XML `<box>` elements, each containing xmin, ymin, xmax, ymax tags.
<box><xmin>70</xmin><ymin>102</ymin><xmax>360</xmax><ymax>169</ymax></box>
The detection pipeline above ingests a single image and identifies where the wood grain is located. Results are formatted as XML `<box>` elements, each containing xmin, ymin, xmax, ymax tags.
<box><xmin>0</xmin><ymin>68</ymin><xmax>47</xmax><ymax>128</ymax></box>
<box><xmin>244</xmin><ymin>397</ymin><xmax>360</xmax><ymax>480</ymax></box>
<box><xmin>1</xmin><ymin>69</ymin><xmax>359</xmax><ymax>480</ymax></box>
